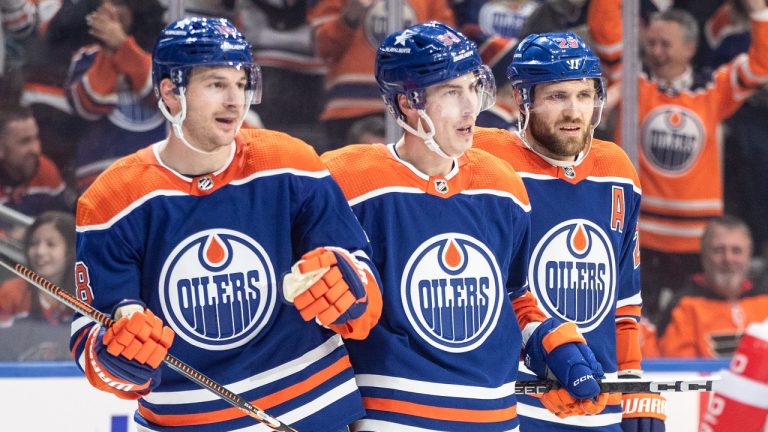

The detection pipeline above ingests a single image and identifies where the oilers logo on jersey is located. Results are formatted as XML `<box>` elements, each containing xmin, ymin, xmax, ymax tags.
<box><xmin>158</xmin><ymin>229</ymin><xmax>276</xmax><ymax>350</ymax></box>
<box><xmin>529</xmin><ymin>220</ymin><xmax>616</xmax><ymax>333</ymax></box>
<box><xmin>401</xmin><ymin>233</ymin><xmax>504</xmax><ymax>353</ymax></box>
<box><xmin>642</xmin><ymin>106</ymin><xmax>705</xmax><ymax>174</ymax></box>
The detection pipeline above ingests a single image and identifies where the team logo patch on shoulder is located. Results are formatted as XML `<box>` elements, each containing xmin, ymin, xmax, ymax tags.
<box><xmin>159</xmin><ymin>229</ymin><xmax>276</xmax><ymax>350</ymax></box>
<box><xmin>529</xmin><ymin>220</ymin><xmax>616</xmax><ymax>332</ymax></box>
<box><xmin>401</xmin><ymin>233</ymin><xmax>504</xmax><ymax>352</ymax></box>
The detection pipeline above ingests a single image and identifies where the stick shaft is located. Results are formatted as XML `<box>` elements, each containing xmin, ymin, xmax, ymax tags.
<box><xmin>0</xmin><ymin>254</ymin><xmax>297</xmax><ymax>432</ymax></box>
<box><xmin>516</xmin><ymin>378</ymin><xmax>716</xmax><ymax>394</ymax></box>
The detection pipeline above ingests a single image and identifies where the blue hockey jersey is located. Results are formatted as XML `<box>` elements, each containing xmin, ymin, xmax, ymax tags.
<box><xmin>474</xmin><ymin>128</ymin><xmax>643</xmax><ymax>431</ymax></box>
<box><xmin>322</xmin><ymin>143</ymin><xmax>537</xmax><ymax>432</ymax></box>
<box><xmin>72</xmin><ymin>129</ymin><xmax>380</xmax><ymax>432</ymax></box>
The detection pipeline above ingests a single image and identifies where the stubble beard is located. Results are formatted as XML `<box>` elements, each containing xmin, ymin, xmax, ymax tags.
<box><xmin>529</xmin><ymin>113</ymin><xmax>589</xmax><ymax>159</ymax></box>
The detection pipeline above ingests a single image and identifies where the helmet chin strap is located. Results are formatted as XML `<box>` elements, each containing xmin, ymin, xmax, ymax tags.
<box><xmin>517</xmin><ymin>103</ymin><xmax>604</xmax><ymax>168</ymax></box>
<box><xmin>396</xmin><ymin>109</ymin><xmax>456</xmax><ymax>160</ymax></box>
<box><xmin>158</xmin><ymin>87</ymin><xmax>254</xmax><ymax>156</ymax></box>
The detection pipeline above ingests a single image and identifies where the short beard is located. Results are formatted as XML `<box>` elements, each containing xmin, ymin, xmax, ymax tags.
<box><xmin>528</xmin><ymin>112</ymin><xmax>589</xmax><ymax>159</ymax></box>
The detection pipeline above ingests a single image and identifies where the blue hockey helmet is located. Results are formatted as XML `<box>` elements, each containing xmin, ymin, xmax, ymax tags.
<box><xmin>151</xmin><ymin>17</ymin><xmax>261</xmax><ymax>103</ymax></box>
<box><xmin>507</xmin><ymin>32</ymin><xmax>604</xmax><ymax>110</ymax></box>
<box><xmin>375</xmin><ymin>21</ymin><xmax>495</xmax><ymax>121</ymax></box>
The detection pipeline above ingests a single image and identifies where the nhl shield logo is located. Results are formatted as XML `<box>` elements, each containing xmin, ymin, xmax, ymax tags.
<box><xmin>529</xmin><ymin>219</ymin><xmax>616</xmax><ymax>333</ymax></box>
<box><xmin>158</xmin><ymin>229</ymin><xmax>276</xmax><ymax>350</ymax></box>
<box><xmin>197</xmin><ymin>176</ymin><xmax>214</xmax><ymax>191</ymax></box>
<box><xmin>434</xmin><ymin>179</ymin><xmax>449</xmax><ymax>194</ymax></box>
<box><xmin>401</xmin><ymin>233</ymin><xmax>504</xmax><ymax>352</ymax></box>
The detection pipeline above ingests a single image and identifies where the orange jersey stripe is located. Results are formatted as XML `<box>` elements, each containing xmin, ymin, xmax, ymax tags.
<box><xmin>472</xmin><ymin>128</ymin><xmax>641</xmax><ymax>189</ymax></box>
<box><xmin>322</xmin><ymin>143</ymin><xmax>530</xmax><ymax>207</ymax></box>
<box><xmin>363</xmin><ymin>397</ymin><xmax>518</xmax><ymax>423</ymax></box>
<box><xmin>77</xmin><ymin>129</ymin><xmax>326</xmax><ymax>228</ymax></box>
<box><xmin>138</xmin><ymin>355</ymin><xmax>352</xmax><ymax>426</ymax></box>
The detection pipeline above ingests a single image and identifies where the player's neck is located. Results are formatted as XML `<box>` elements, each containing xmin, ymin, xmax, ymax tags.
<box><xmin>160</xmin><ymin>136</ymin><xmax>233</xmax><ymax>176</ymax></box>
<box><xmin>396</xmin><ymin>136</ymin><xmax>453</xmax><ymax>177</ymax></box>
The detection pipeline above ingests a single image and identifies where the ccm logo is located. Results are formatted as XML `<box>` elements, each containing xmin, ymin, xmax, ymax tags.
<box><xmin>573</xmin><ymin>374</ymin><xmax>594</xmax><ymax>387</ymax></box>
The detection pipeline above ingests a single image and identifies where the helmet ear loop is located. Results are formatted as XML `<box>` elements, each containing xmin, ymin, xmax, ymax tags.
<box><xmin>158</xmin><ymin>87</ymin><xmax>226</xmax><ymax>156</ymax></box>
<box><xmin>517</xmin><ymin>104</ymin><xmax>534</xmax><ymax>151</ymax></box>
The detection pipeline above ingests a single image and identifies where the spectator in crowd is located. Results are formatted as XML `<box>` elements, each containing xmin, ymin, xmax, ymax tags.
<box><xmin>346</xmin><ymin>112</ymin><xmax>384</xmax><ymax>143</ymax></box>
<box><xmin>0</xmin><ymin>0</ymin><xmax>37</xmax><ymax>103</ymax></box>
<box><xmin>450</xmin><ymin>0</ymin><xmax>540</xmax><ymax>39</ymax></box>
<box><xmin>470</xmin><ymin>29</ymin><xmax>519</xmax><ymax>129</ymax></box>
<box><xmin>658</xmin><ymin>215</ymin><xmax>768</xmax><ymax>358</ymax></box>
<box><xmin>588</xmin><ymin>0</ymin><xmax>768</xmax><ymax>320</ymax></box>
<box><xmin>238</xmin><ymin>0</ymin><xmax>327</xmax><ymax>147</ymax></box>
<box><xmin>307</xmin><ymin>0</ymin><xmax>455</xmax><ymax>151</ymax></box>
<box><xmin>703</xmin><ymin>0</ymin><xmax>768</xmax><ymax>263</ymax></box>
<box><xmin>19</xmin><ymin>0</ymin><xmax>96</xmax><ymax>183</ymax></box>
<box><xmin>65</xmin><ymin>0</ymin><xmax>166</xmax><ymax>193</ymax></box>
<box><xmin>519</xmin><ymin>0</ymin><xmax>588</xmax><ymax>37</ymax></box>
<box><xmin>0</xmin><ymin>210</ymin><xmax>75</xmax><ymax>328</ymax></box>
<box><xmin>0</xmin><ymin>105</ymin><xmax>70</xmax><ymax>226</ymax></box>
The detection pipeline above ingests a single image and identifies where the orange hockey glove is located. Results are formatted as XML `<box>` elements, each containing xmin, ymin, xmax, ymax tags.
<box><xmin>283</xmin><ymin>246</ymin><xmax>371</xmax><ymax>327</ymax></box>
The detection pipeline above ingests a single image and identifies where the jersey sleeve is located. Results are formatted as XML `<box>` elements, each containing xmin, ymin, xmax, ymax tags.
<box><xmin>614</xmin><ymin>157</ymin><xmax>643</xmax><ymax>371</ymax></box>
<box><xmin>587</xmin><ymin>0</ymin><xmax>623</xmax><ymax>81</ymax></box>
<box><xmin>71</xmin><ymin>190</ymin><xmax>146</xmax><ymax>398</ymax></box>
<box><xmin>66</xmin><ymin>37</ymin><xmax>153</xmax><ymax>119</ymax></box>
<box><xmin>289</xmin><ymin>147</ymin><xmax>383</xmax><ymax>339</ymax></box>
<box><xmin>707</xmin><ymin>11</ymin><xmax>768</xmax><ymax>120</ymax></box>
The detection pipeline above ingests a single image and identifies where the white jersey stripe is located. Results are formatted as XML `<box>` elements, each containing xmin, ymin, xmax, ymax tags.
<box><xmin>355</xmin><ymin>374</ymin><xmax>518</xmax><ymax>399</ymax></box>
<box><xmin>352</xmin><ymin>419</ymin><xmax>520</xmax><ymax>432</ymax></box>
<box><xmin>143</xmin><ymin>335</ymin><xmax>345</xmax><ymax>405</ymax></box>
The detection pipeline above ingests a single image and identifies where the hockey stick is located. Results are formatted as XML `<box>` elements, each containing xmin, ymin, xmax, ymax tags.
<box><xmin>0</xmin><ymin>252</ymin><xmax>297</xmax><ymax>432</ymax></box>
<box><xmin>516</xmin><ymin>377</ymin><xmax>718</xmax><ymax>394</ymax></box>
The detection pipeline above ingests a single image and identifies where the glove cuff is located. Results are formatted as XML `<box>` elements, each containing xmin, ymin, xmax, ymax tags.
<box><xmin>543</xmin><ymin>321</ymin><xmax>586</xmax><ymax>353</ymax></box>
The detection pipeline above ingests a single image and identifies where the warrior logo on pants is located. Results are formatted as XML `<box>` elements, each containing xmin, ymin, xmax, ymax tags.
<box><xmin>401</xmin><ymin>233</ymin><xmax>504</xmax><ymax>353</ymax></box>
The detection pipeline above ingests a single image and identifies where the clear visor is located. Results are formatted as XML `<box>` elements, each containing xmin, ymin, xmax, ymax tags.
<box><xmin>420</xmin><ymin>65</ymin><xmax>497</xmax><ymax>116</ymax></box>
<box><xmin>474</xmin><ymin>64</ymin><xmax>497</xmax><ymax>113</ymax></box>
<box><xmin>526</xmin><ymin>87</ymin><xmax>604</xmax><ymax>128</ymax></box>
<box><xmin>171</xmin><ymin>63</ymin><xmax>262</xmax><ymax>106</ymax></box>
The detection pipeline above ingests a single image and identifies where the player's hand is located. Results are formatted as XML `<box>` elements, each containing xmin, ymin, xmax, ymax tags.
<box><xmin>619</xmin><ymin>370</ymin><xmax>667</xmax><ymax>431</ymax></box>
<box><xmin>524</xmin><ymin>318</ymin><xmax>607</xmax><ymax>416</ymax></box>
<box><xmin>87</xmin><ymin>301</ymin><xmax>174</xmax><ymax>393</ymax></box>
<box><xmin>536</xmin><ymin>387</ymin><xmax>610</xmax><ymax>418</ymax></box>
<box><xmin>283</xmin><ymin>247</ymin><xmax>369</xmax><ymax>327</ymax></box>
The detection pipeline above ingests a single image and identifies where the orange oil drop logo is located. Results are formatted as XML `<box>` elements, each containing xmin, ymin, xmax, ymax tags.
<box><xmin>571</xmin><ymin>224</ymin><xmax>588</xmax><ymax>254</ymax></box>
<box><xmin>205</xmin><ymin>235</ymin><xmax>226</xmax><ymax>265</ymax></box>
<box><xmin>443</xmin><ymin>239</ymin><xmax>463</xmax><ymax>269</ymax></box>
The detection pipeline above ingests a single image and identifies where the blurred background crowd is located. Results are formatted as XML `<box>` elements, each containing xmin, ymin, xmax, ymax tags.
<box><xmin>0</xmin><ymin>0</ymin><xmax>767</xmax><ymax>362</ymax></box>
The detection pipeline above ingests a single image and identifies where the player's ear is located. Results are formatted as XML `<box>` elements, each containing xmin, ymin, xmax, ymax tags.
<box><xmin>397</xmin><ymin>94</ymin><xmax>416</xmax><ymax>117</ymax></box>
<box><xmin>513</xmin><ymin>89</ymin><xmax>524</xmax><ymax>110</ymax></box>
<box><xmin>159</xmin><ymin>78</ymin><xmax>181</xmax><ymax>111</ymax></box>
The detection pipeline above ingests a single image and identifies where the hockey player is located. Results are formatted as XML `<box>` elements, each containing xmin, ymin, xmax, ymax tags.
<box><xmin>72</xmin><ymin>17</ymin><xmax>382</xmax><ymax>432</ymax></box>
<box><xmin>473</xmin><ymin>32</ymin><xmax>665</xmax><ymax>431</ymax></box>
<box><xmin>317</xmin><ymin>21</ymin><xmax>608</xmax><ymax>431</ymax></box>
